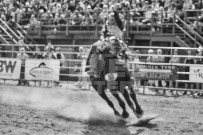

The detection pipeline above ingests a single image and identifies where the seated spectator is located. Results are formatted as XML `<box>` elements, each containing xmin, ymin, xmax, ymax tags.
<box><xmin>53</xmin><ymin>12</ymin><xmax>60</xmax><ymax>25</ymax></box>
<box><xmin>142</xmin><ymin>0</ymin><xmax>151</xmax><ymax>11</ymax></box>
<box><xmin>99</xmin><ymin>5</ymin><xmax>109</xmax><ymax>24</ymax></box>
<box><xmin>38</xmin><ymin>9</ymin><xmax>47</xmax><ymax>25</ymax></box>
<box><xmin>58</xmin><ymin>14</ymin><xmax>67</xmax><ymax>31</ymax></box>
<box><xmin>142</xmin><ymin>6</ymin><xmax>153</xmax><ymax>24</ymax></box>
<box><xmin>129</xmin><ymin>11</ymin><xmax>142</xmax><ymax>26</ymax></box>
<box><xmin>182</xmin><ymin>0</ymin><xmax>194</xmax><ymax>12</ymax></box>
<box><xmin>7</xmin><ymin>16</ymin><xmax>16</xmax><ymax>32</ymax></box>
<box><xmin>1</xmin><ymin>14</ymin><xmax>6</xmax><ymax>21</ymax></box>
<box><xmin>151</xmin><ymin>0</ymin><xmax>160</xmax><ymax>11</ymax></box>
<box><xmin>193</xmin><ymin>9</ymin><xmax>203</xmax><ymax>30</ymax></box>
<box><xmin>166</xmin><ymin>3</ymin><xmax>176</xmax><ymax>23</ymax></box>
<box><xmin>131</xmin><ymin>3</ymin><xmax>142</xmax><ymax>11</ymax></box>
<box><xmin>46</xmin><ymin>10</ymin><xmax>53</xmax><ymax>25</ymax></box>
<box><xmin>29</xmin><ymin>14</ymin><xmax>40</xmax><ymax>31</ymax></box>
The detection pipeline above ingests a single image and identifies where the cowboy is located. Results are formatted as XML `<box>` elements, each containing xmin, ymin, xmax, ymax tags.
<box><xmin>86</xmin><ymin>10</ymin><xmax>127</xmax><ymax>78</ymax></box>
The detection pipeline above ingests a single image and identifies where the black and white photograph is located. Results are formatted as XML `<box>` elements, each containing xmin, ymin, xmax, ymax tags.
<box><xmin>0</xmin><ymin>0</ymin><xmax>203</xmax><ymax>135</ymax></box>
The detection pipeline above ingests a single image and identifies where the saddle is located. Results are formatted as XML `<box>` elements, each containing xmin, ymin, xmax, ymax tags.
<box><xmin>87</xmin><ymin>38</ymin><xmax>128</xmax><ymax>78</ymax></box>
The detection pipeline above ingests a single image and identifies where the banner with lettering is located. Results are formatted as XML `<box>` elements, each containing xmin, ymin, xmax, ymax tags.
<box><xmin>25</xmin><ymin>59</ymin><xmax>60</xmax><ymax>81</ymax></box>
<box><xmin>134</xmin><ymin>64</ymin><xmax>177</xmax><ymax>80</ymax></box>
<box><xmin>189</xmin><ymin>65</ymin><xmax>203</xmax><ymax>83</ymax></box>
<box><xmin>0</xmin><ymin>58</ymin><xmax>22</xmax><ymax>79</ymax></box>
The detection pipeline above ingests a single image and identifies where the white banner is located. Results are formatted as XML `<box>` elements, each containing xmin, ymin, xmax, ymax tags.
<box><xmin>25</xmin><ymin>59</ymin><xmax>60</xmax><ymax>81</ymax></box>
<box><xmin>0</xmin><ymin>58</ymin><xmax>21</xmax><ymax>79</ymax></box>
<box><xmin>189</xmin><ymin>65</ymin><xmax>203</xmax><ymax>83</ymax></box>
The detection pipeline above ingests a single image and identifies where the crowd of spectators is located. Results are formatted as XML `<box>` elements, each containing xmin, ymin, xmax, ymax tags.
<box><xmin>131</xmin><ymin>48</ymin><xmax>203</xmax><ymax>97</ymax></box>
<box><xmin>1</xmin><ymin>0</ymin><xmax>203</xmax><ymax>32</ymax></box>
<box><xmin>15</xmin><ymin>40</ymin><xmax>66</xmax><ymax>87</ymax></box>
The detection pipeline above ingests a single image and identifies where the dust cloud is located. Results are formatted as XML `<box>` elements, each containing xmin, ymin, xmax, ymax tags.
<box><xmin>0</xmin><ymin>86</ymin><xmax>120</xmax><ymax>123</ymax></box>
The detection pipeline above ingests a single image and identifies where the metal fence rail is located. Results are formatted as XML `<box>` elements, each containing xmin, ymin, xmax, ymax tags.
<box><xmin>0</xmin><ymin>44</ymin><xmax>203</xmax><ymax>96</ymax></box>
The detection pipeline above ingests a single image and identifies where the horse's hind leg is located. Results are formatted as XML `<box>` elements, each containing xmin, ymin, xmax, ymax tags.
<box><xmin>90</xmin><ymin>77</ymin><xmax>120</xmax><ymax>116</ymax></box>
<box><xmin>110</xmin><ymin>91</ymin><xmax>129</xmax><ymax>118</ymax></box>
<box><xmin>128</xmin><ymin>87</ymin><xmax>144</xmax><ymax>118</ymax></box>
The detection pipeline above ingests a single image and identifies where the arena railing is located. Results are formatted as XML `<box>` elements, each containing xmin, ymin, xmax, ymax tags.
<box><xmin>0</xmin><ymin>44</ymin><xmax>203</xmax><ymax>96</ymax></box>
<box><xmin>184</xmin><ymin>10</ymin><xmax>203</xmax><ymax>34</ymax></box>
<box><xmin>15</xmin><ymin>10</ymin><xmax>177</xmax><ymax>36</ymax></box>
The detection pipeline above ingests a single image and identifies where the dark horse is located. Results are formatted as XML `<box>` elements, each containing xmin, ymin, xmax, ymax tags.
<box><xmin>86</xmin><ymin>42</ymin><xmax>144</xmax><ymax>119</ymax></box>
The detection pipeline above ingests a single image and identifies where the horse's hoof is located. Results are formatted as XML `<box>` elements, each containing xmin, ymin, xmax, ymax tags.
<box><xmin>114</xmin><ymin>111</ymin><xmax>121</xmax><ymax>116</ymax></box>
<box><xmin>122</xmin><ymin>111</ymin><xmax>129</xmax><ymax>119</ymax></box>
<box><xmin>135</xmin><ymin>108</ymin><xmax>144</xmax><ymax>118</ymax></box>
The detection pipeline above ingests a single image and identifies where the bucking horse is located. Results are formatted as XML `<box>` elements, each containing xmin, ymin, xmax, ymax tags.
<box><xmin>85</xmin><ymin>38</ymin><xmax>144</xmax><ymax>119</ymax></box>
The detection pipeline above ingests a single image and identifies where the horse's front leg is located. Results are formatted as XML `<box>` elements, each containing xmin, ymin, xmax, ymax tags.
<box><xmin>99</xmin><ymin>90</ymin><xmax>121</xmax><ymax>117</ymax></box>
<box><xmin>128</xmin><ymin>86</ymin><xmax>144</xmax><ymax>118</ymax></box>
<box><xmin>110</xmin><ymin>90</ymin><xmax>129</xmax><ymax>119</ymax></box>
<box><xmin>91</xmin><ymin>80</ymin><xmax>121</xmax><ymax>117</ymax></box>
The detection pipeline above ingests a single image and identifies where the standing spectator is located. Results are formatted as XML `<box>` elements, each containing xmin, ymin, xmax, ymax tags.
<box><xmin>17</xmin><ymin>47</ymin><xmax>29</xmax><ymax>86</ymax></box>
<box><xmin>169</xmin><ymin>49</ymin><xmax>181</xmax><ymax>95</ymax></box>
<box><xmin>183</xmin><ymin>50</ymin><xmax>195</xmax><ymax>95</ymax></box>
<box><xmin>55</xmin><ymin>47</ymin><xmax>66</xmax><ymax>67</ymax></box>
<box><xmin>44</xmin><ymin>51</ymin><xmax>56</xmax><ymax>87</ymax></box>
<box><xmin>154</xmin><ymin>49</ymin><xmax>166</xmax><ymax>95</ymax></box>
<box><xmin>195</xmin><ymin>49</ymin><xmax>203</xmax><ymax>96</ymax></box>
<box><xmin>33</xmin><ymin>47</ymin><xmax>43</xmax><ymax>86</ymax></box>
<box><xmin>81</xmin><ymin>47</ymin><xmax>90</xmax><ymax>90</ymax></box>
<box><xmin>74</xmin><ymin>46</ymin><xmax>84</xmax><ymax>88</ymax></box>
<box><xmin>33</xmin><ymin>47</ymin><xmax>43</xmax><ymax>59</ymax></box>
<box><xmin>54</xmin><ymin>47</ymin><xmax>65</xmax><ymax>87</ymax></box>
<box><xmin>44</xmin><ymin>40</ymin><xmax>54</xmax><ymax>52</ymax></box>
<box><xmin>132</xmin><ymin>49</ymin><xmax>141</xmax><ymax>91</ymax></box>
<box><xmin>146</xmin><ymin>49</ymin><xmax>155</xmax><ymax>87</ymax></box>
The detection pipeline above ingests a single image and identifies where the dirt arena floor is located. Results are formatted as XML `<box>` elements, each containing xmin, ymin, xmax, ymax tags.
<box><xmin>0</xmin><ymin>84</ymin><xmax>203</xmax><ymax>135</ymax></box>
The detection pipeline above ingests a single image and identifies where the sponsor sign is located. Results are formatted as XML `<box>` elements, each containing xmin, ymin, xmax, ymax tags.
<box><xmin>25</xmin><ymin>59</ymin><xmax>60</xmax><ymax>81</ymax></box>
<box><xmin>134</xmin><ymin>64</ymin><xmax>177</xmax><ymax>80</ymax></box>
<box><xmin>189</xmin><ymin>65</ymin><xmax>203</xmax><ymax>83</ymax></box>
<box><xmin>0</xmin><ymin>58</ymin><xmax>21</xmax><ymax>79</ymax></box>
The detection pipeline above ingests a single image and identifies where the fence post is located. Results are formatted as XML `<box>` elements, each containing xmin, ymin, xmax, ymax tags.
<box><xmin>95</xmin><ymin>12</ymin><xmax>98</xmax><ymax>37</ymax></box>
<box><xmin>126</xmin><ymin>10</ymin><xmax>130</xmax><ymax>37</ymax></box>
<box><xmin>66</xmin><ymin>22</ymin><xmax>69</xmax><ymax>36</ymax></box>
<box><xmin>12</xmin><ymin>45</ymin><xmax>14</xmax><ymax>58</ymax></box>
<box><xmin>39</xmin><ymin>22</ymin><xmax>42</xmax><ymax>37</ymax></box>
<box><xmin>172</xmin><ymin>14</ymin><xmax>175</xmax><ymax>35</ymax></box>
<box><xmin>150</xmin><ymin>15</ymin><xmax>153</xmax><ymax>35</ymax></box>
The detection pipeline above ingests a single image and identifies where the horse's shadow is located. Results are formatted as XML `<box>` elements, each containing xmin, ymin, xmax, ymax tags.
<box><xmin>55</xmin><ymin>113</ymin><xmax>158</xmax><ymax>128</ymax></box>
<box><xmin>55</xmin><ymin>113</ymin><xmax>158</xmax><ymax>135</ymax></box>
